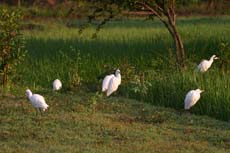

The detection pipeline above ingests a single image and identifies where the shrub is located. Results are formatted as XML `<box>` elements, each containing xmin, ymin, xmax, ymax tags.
<box><xmin>0</xmin><ymin>9</ymin><xmax>26</xmax><ymax>88</ymax></box>
<box><xmin>219</xmin><ymin>42</ymin><xmax>230</xmax><ymax>73</ymax></box>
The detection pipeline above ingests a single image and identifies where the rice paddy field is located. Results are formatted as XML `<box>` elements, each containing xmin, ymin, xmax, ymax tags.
<box><xmin>1</xmin><ymin>16</ymin><xmax>230</xmax><ymax>153</ymax></box>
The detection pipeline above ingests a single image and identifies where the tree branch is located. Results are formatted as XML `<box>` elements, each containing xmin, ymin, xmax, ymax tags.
<box><xmin>137</xmin><ymin>2</ymin><xmax>166</xmax><ymax>23</ymax></box>
<box><xmin>136</xmin><ymin>2</ymin><xmax>175</xmax><ymax>41</ymax></box>
<box><xmin>169</xmin><ymin>0</ymin><xmax>176</xmax><ymax>23</ymax></box>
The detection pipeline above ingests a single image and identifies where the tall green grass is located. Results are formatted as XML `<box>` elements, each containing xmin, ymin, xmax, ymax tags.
<box><xmin>139</xmin><ymin>70</ymin><xmax>230</xmax><ymax>121</ymax></box>
<box><xmin>17</xmin><ymin>16</ymin><xmax>230</xmax><ymax>120</ymax></box>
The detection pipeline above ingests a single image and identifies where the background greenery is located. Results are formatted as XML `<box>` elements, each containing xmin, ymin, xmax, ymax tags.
<box><xmin>9</xmin><ymin>16</ymin><xmax>228</xmax><ymax>121</ymax></box>
<box><xmin>0</xmin><ymin>2</ymin><xmax>230</xmax><ymax>152</ymax></box>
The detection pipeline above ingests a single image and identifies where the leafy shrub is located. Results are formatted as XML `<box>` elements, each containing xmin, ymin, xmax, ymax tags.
<box><xmin>0</xmin><ymin>9</ymin><xmax>26</xmax><ymax>88</ymax></box>
<box><xmin>219</xmin><ymin>42</ymin><xmax>230</xmax><ymax>72</ymax></box>
<box><xmin>65</xmin><ymin>46</ymin><xmax>82</xmax><ymax>89</ymax></box>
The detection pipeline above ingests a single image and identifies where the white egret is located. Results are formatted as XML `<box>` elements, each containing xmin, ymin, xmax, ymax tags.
<box><xmin>53</xmin><ymin>79</ymin><xmax>62</xmax><ymax>91</ymax></box>
<box><xmin>102</xmin><ymin>74</ymin><xmax>114</xmax><ymax>92</ymax></box>
<box><xmin>184</xmin><ymin>89</ymin><xmax>204</xmax><ymax>110</ymax></box>
<box><xmin>106</xmin><ymin>69</ymin><xmax>121</xmax><ymax>96</ymax></box>
<box><xmin>197</xmin><ymin>55</ymin><xmax>219</xmax><ymax>72</ymax></box>
<box><xmin>25</xmin><ymin>89</ymin><xmax>49</xmax><ymax>113</ymax></box>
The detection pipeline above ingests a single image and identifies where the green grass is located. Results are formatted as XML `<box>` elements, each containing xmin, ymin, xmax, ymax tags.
<box><xmin>11</xmin><ymin>16</ymin><xmax>230</xmax><ymax>121</ymax></box>
<box><xmin>0</xmin><ymin>91</ymin><xmax>230</xmax><ymax>153</ymax></box>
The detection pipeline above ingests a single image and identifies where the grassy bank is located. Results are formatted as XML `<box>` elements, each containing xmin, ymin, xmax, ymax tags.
<box><xmin>0</xmin><ymin>91</ymin><xmax>230</xmax><ymax>153</ymax></box>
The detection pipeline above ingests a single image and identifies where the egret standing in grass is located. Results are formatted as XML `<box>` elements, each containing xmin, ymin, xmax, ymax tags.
<box><xmin>25</xmin><ymin>89</ymin><xmax>49</xmax><ymax>114</ymax></box>
<box><xmin>102</xmin><ymin>74</ymin><xmax>114</xmax><ymax>92</ymax></box>
<box><xmin>102</xmin><ymin>69</ymin><xmax>121</xmax><ymax>96</ymax></box>
<box><xmin>184</xmin><ymin>89</ymin><xmax>204</xmax><ymax>110</ymax></box>
<box><xmin>53</xmin><ymin>79</ymin><xmax>62</xmax><ymax>91</ymax></box>
<box><xmin>197</xmin><ymin>55</ymin><xmax>219</xmax><ymax>72</ymax></box>
<box><xmin>107</xmin><ymin>69</ymin><xmax>121</xmax><ymax>96</ymax></box>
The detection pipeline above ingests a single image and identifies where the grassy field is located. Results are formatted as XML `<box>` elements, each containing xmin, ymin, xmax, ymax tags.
<box><xmin>0</xmin><ymin>91</ymin><xmax>230</xmax><ymax>153</ymax></box>
<box><xmin>1</xmin><ymin>16</ymin><xmax>230</xmax><ymax>152</ymax></box>
<box><xmin>14</xmin><ymin>16</ymin><xmax>230</xmax><ymax>121</ymax></box>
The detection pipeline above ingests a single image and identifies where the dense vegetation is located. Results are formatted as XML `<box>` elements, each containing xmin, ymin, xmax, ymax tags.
<box><xmin>0</xmin><ymin>3</ymin><xmax>229</xmax><ymax>152</ymax></box>
<box><xmin>0</xmin><ymin>9</ymin><xmax>26</xmax><ymax>87</ymax></box>
<box><xmin>9</xmin><ymin>16</ymin><xmax>228</xmax><ymax>121</ymax></box>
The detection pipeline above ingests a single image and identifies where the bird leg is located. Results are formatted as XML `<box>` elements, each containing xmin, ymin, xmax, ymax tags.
<box><xmin>35</xmin><ymin>108</ymin><xmax>40</xmax><ymax>116</ymax></box>
<box><xmin>103</xmin><ymin>92</ymin><xmax>109</xmax><ymax>98</ymax></box>
<box><xmin>39</xmin><ymin>108</ymin><xmax>43</xmax><ymax>116</ymax></box>
<box><xmin>185</xmin><ymin>109</ymin><xmax>191</xmax><ymax>115</ymax></box>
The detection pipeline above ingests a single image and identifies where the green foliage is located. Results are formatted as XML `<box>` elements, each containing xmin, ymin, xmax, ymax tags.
<box><xmin>128</xmin><ymin>72</ymin><xmax>152</xmax><ymax>101</ymax></box>
<box><xmin>19</xmin><ymin>17</ymin><xmax>230</xmax><ymax>120</ymax></box>
<box><xmin>56</xmin><ymin>46</ymin><xmax>82</xmax><ymax>90</ymax></box>
<box><xmin>141</xmin><ymin>70</ymin><xmax>230</xmax><ymax>121</ymax></box>
<box><xmin>219</xmin><ymin>42</ymin><xmax>230</xmax><ymax>72</ymax></box>
<box><xmin>177</xmin><ymin>0</ymin><xmax>200</xmax><ymax>5</ymax></box>
<box><xmin>67</xmin><ymin>47</ymin><xmax>82</xmax><ymax>89</ymax></box>
<box><xmin>0</xmin><ymin>9</ymin><xmax>26</xmax><ymax>87</ymax></box>
<box><xmin>89</xmin><ymin>91</ymin><xmax>103</xmax><ymax>111</ymax></box>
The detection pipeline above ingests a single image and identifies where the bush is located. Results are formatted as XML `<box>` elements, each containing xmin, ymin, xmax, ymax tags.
<box><xmin>0</xmin><ymin>9</ymin><xmax>27</xmax><ymax>88</ymax></box>
<box><xmin>219</xmin><ymin>42</ymin><xmax>230</xmax><ymax>73</ymax></box>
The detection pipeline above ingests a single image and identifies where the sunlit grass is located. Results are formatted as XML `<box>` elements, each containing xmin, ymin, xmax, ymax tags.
<box><xmin>0</xmin><ymin>92</ymin><xmax>229</xmax><ymax>153</ymax></box>
<box><xmin>1</xmin><ymin>16</ymin><xmax>230</xmax><ymax>153</ymax></box>
<box><xmin>16</xmin><ymin>16</ymin><xmax>230</xmax><ymax>120</ymax></box>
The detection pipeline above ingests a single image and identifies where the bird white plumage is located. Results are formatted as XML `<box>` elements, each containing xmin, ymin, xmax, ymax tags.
<box><xmin>197</xmin><ymin>55</ymin><xmax>219</xmax><ymax>72</ymax></box>
<box><xmin>184</xmin><ymin>89</ymin><xmax>204</xmax><ymax>110</ymax></box>
<box><xmin>53</xmin><ymin>79</ymin><xmax>62</xmax><ymax>91</ymax></box>
<box><xmin>26</xmin><ymin>89</ymin><xmax>49</xmax><ymax>111</ymax></box>
<box><xmin>107</xmin><ymin>69</ymin><xmax>121</xmax><ymax>96</ymax></box>
<box><xmin>102</xmin><ymin>74</ymin><xmax>114</xmax><ymax>92</ymax></box>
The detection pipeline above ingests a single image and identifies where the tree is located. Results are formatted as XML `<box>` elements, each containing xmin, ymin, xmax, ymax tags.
<box><xmin>80</xmin><ymin>0</ymin><xmax>186</xmax><ymax>69</ymax></box>
<box><xmin>136</xmin><ymin>0</ymin><xmax>186</xmax><ymax>68</ymax></box>
<box><xmin>0</xmin><ymin>9</ymin><xmax>27</xmax><ymax>87</ymax></box>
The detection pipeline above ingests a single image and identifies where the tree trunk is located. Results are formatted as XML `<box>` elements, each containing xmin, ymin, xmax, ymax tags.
<box><xmin>47</xmin><ymin>0</ymin><xmax>56</xmax><ymax>6</ymax></box>
<box><xmin>136</xmin><ymin>1</ymin><xmax>186</xmax><ymax>69</ymax></box>
<box><xmin>163</xmin><ymin>18</ymin><xmax>186</xmax><ymax>69</ymax></box>
<box><xmin>167</xmin><ymin>25</ymin><xmax>185</xmax><ymax>69</ymax></box>
<box><xmin>172</xmin><ymin>25</ymin><xmax>186</xmax><ymax>69</ymax></box>
<box><xmin>166</xmin><ymin>7</ymin><xmax>186</xmax><ymax>69</ymax></box>
<box><xmin>165</xmin><ymin>24</ymin><xmax>181</xmax><ymax>66</ymax></box>
<box><xmin>207</xmin><ymin>0</ymin><xmax>214</xmax><ymax>10</ymax></box>
<box><xmin>18</xmin><ymin>0</ymin><xmax>21</xmax><ymax>7</ymax></box>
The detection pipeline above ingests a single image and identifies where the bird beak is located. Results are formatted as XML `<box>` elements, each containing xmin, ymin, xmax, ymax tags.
<box><xmin>214</xmin><ymin>57</ymin><xmax>219</xmax><ymax>60</ymax></box>
<box><xmin>201</xmin><ymin>90</ymin><xmax>205</xmax><ymax>93</ymax></box>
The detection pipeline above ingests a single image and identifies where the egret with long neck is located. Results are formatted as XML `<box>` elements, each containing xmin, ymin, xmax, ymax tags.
<box><xmin>197</xmin><ymin>55</ymin><xmax>219</xmax><ymax>72</ymax></box>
